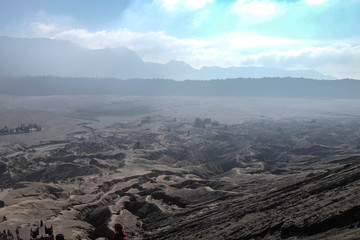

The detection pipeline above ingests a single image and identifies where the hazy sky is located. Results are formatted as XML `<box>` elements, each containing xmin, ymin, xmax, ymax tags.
<box><xmin>0</xmin><ymin>0</ymin><xmax>359</xmax><ymax>79</ymax></box>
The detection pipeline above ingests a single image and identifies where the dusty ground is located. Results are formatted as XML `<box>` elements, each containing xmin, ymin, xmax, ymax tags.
<box><xmin>1</xmin><ymin>95</ymin><xmax>360</xmax><ymax>239</ymax></box>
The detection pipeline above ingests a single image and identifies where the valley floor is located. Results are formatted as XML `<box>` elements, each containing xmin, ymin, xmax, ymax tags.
<box><xmin>0</xmin><ymin>96</ymin><xmax>360</xmax><ymax>239</ymax></box>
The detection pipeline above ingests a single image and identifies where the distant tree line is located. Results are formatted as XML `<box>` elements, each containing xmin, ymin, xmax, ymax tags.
<box><xmin>1</xmin><ymin>76</ymin><xmax>360</xmax><ymax>98</ymax></box>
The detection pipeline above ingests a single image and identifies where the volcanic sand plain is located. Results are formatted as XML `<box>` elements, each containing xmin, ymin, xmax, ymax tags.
<box><xmin>1</xmin><ymin>95</ymin><xmax>360</xmax><ymax>239</ymax></box>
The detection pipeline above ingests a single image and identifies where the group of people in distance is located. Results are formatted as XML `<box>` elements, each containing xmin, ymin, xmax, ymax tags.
<box><xmin>0</xmin><ymin>228</ymin><xmax>22</xmax><ymax>240</ymax></box>
<box><xmin>52</xmin><ymin>224</ymin><xmax>127</xmax><ymax>240</ymax></box>
<box><xmin>50</xmin><ymin>224</ymin><xmax>127</xmax><ymax>240</ymax></box>
<box><xmin>0</xmin><ymin>220</ymin><xmax>127</xmax><ymax>240</ymax></box>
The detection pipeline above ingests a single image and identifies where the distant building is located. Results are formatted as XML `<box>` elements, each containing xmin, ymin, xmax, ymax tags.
<box><xmin>0</xmin><ymin>123</ymin><xmax>41</xmax><ymax>135</ymax></box>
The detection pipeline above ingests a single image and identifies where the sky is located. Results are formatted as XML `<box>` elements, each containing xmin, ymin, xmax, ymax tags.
<box><xmin>0</xmin><ymin>0</ymin><xmax>360</xmax><ymax>79</ymax></box>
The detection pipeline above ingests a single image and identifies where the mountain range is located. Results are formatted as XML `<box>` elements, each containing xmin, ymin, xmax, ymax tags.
<box><xmin>0</xmin><ymin>36</ymin><xmax>335</xmax><ymax>80</ymax></box>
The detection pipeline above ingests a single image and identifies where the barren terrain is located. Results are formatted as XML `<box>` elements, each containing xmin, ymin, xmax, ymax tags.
<box><xmin>1</xmin><ymin>95</ymin><xmax>360</xmax><ymax>239</ymax></box>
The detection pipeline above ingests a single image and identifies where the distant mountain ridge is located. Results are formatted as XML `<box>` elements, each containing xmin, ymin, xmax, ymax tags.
<box><xmin>0</xmin><ymin>36</ymin><xmax>154</xmax><ymax>79</ymax></box>
<box><xmin>0</xmin><ymin>36</ymin><xmax>335</xmax><ymax>80</ymax></box>
<box><xmin>145</xmin><ymin>61</ymin><xmax>335</xmax><ymax>80</ymax></box>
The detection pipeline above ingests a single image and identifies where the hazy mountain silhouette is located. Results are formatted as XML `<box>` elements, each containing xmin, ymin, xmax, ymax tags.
<box><xmin>146</xmin><ymin>62</ymin><xmax>335</xmax><ymax>80</ymax></box>
<box><xmin>0</xmin><ymin>36</ymin><xmax>335</xmax><ymax>80</ymax></box>
<box><xmin>0</xmin><ymin>36</ymin><xmax>154</xmax><ymax>79</ymax></box>
<box><xmin>145</xmin><ymin>60</ymin><xmax>201</xmax><ymax>80</ymax></box>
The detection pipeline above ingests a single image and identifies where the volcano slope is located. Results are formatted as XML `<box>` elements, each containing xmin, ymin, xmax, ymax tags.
<box><xmin>1</xmin><ymin>99</ymin><xmax>360</xmax><ymax>239</ymax></box>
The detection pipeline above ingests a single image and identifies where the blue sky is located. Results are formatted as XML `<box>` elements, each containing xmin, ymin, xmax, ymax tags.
<box><xmin>1</xmin><ymin>0</ymin><xmax>360</xmax><ymax>78</ymax></box>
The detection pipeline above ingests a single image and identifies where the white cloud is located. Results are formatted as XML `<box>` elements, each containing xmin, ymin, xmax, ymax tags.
<box><xmin>158</xmin><ymin>0</ymin><xmax>213</xmax><ymax>10</ymax></box>
<box><xmin>227</xmin><ymin>33</ymin><xmax>298</xmax><ymax>49</ymax></box>
<box><xmin>30</xmin><ymin>22</ymin><xmax>57</xmax><ymax>36</ymax></box>
<box><xmin>51</xmin><ymin>27</ymin><xmax>220</xmax><ymax>67</ymax></box>
<box><xmin>30</xmin><ymin>20</ymin><xmax>360</xmax><ymax>79</ymax></box>
<box><xmin>232</xmin><ymin>0</ymin><xmax>284</xmax><ymax>17</ymax></box>
<box><xmin>242</xmin><ymin>43</ymin><xmax>359</xmax><ymax>66</ymax></box>
<box><xmin>240</xmin><ymin>43</ymin><xmax>360</xmax><ymax>78</ymax></box>
<box><xmin>53</xmin><ymin>28</ymin><xmax>144</xmax><ymax>49</ymax></box>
